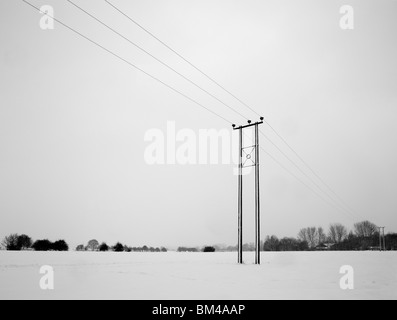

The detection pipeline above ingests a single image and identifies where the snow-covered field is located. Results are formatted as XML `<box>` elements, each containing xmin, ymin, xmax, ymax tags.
<box><xmin>0</xmin><ymin>251</ymin><xmax>396</xmax><ymax>300</ymax></box>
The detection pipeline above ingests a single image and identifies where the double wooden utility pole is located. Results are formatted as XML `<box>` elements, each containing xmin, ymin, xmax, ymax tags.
<box><xmin>233</xmin><ymin>118</ymin><xmax>264</xmax><ymax>265</ymax></box>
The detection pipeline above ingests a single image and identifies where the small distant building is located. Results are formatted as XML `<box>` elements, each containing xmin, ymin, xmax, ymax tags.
<box><xmin>315</xmin><ymin>243</ymin><xmax>334</xmax><ymax>251</ymax></box>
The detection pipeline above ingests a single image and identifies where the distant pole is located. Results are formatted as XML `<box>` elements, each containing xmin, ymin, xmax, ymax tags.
<box><xmin>383</xmin><ymin>227</ymin><xmax>386</xmax><ymax>251</ymax></box>
<box><xmin>378</xmin><ymin>227</ymin><xmax>382</xmax><ymax>251</ymax></box>
<box><xmin>255</xmin><ymin>123</ymin><xmax>261</xmax><ymax>265</ymax></box>
<box><xmin>233</xmin><ymin>118</ymin><xmax>264</xmax><ymax>265</ymax></box>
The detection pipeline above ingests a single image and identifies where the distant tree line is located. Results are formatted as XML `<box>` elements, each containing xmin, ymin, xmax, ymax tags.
<box><xmin>1</xmin><ymin>234</ymin><xmax>68</xmax><ymax>251</ymax></box>
<box><xmin>194</xmin><ymin>221</ymin><xmax>397</xmax><ymax>253</ymax></box>
<box><xmin>264</xmin><ymin>221</ymin><xmax>397</xmax><ymax>251</ymax></box>
<box><xmin>3</xmin><ymin>220</ymin><xmax>395</xmax><ymax>253</ymax></box>
<box><xmin>75</xmin><ymin>239</ymin><xmax>168</xmax><ymax>253</ymax></box>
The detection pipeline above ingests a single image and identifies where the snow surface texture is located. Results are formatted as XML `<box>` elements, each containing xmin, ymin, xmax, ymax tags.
<box><xmin>0</xmin><ymin>252</ymin><xmax>396</xmax><ymax>300</ymax></box>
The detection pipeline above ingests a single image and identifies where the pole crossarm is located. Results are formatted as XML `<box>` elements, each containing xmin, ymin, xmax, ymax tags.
<box><xmin>233</xmin><ymin>120</ymin><xmax>264</xmax><ymax>131</ymax></box>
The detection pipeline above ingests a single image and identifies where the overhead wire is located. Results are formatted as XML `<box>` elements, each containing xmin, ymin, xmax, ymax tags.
<box><xmin>22</xmin><ymin>0</ymin><xmax>359</xmax><ymax>221</ymax></box>
<box><xmin>22</xmin><ymin>0</ymin><xmax>234</xmax><ymax>125</ymax></box>
<box><xmin>103</xmin><ymin>0</ymin><xmax>359</xmax><ymax>219</ymax></box>
<box><xmin>66</xmin><ymin>0</ymin><xmax>247</xmax><ymax>121</ymax></box>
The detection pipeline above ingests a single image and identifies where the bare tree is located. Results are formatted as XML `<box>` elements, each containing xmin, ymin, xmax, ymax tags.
<box><xmin>87</xmin><ymin>239</ymin><xmax>99</xmax><ymax>251</ymax></box>
<box><xmin>318</xmin><ymin>227</ymin><xmax>327</xmax><ymax>244</ymax></box>
<box><xmin>329</xmin><ymin>224</ymin><xmax>348</xmax><ymax>243</ymax></box>
<box><xmin>307</xmin><ymin>227</ymin><xmax>318</xmax><ymax>248</ymax></box>
<box><xmin>298</xmin><ymin>228</ymin><xmax>309</xmax><ymax>243</ymax></box>
<box><xmin>354</xmin><ymin>221</ymin><xmax>377</xmax><ymax>238</ymax></box>
<box><xmin>298</xmin><ymin>228</ymin><xmax>318</xmax><ymax>248</ymax></box>
<box><xmin>1</xmin><ymin>234</ymin><xmax>19</xmax><ymax>251</ymax></box>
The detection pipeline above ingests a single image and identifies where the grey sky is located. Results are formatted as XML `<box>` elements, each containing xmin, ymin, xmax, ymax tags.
<box><xmin>1</xmin><ymin>0</ymin><xmax>396</xmax><ymax>248</ymax></box>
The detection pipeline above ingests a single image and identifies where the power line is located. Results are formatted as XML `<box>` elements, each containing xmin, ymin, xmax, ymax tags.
<box><xmin>101</xmin><ymin>0</ymin><xmax>356</xmax><ymax>218</ymax></box>
<box><xmin>242</xmin><ymin>130</ymin><xmax>357</xmax><ymax>221</ymax></box>
<box><xmin>66</xmin><ymin>0</ymin><xmax>247</xmax><ymax>121</ymax></box>
<box><xmin>104</xmin><ymin>0</ymin><xmax>260</xmax><ymax>117</ymax></box>
<box><xmin>22</xmin><ymin>0</ymin><xmax>232</xmax><ymax>125</ymax></box>
<box><xmin>263</xmin><ymin>120</ymin><xmax>359</xmax><ymax>216</ymax></box>
<box><xmin>259</xmin><ymin>146</ymin><xmax>357</xmax><ymax>222</ymax></box>
<box><xmin>23</xmin><ymin>0</ymin><xmax>357</xmax><ymax>221</ymax></box>
<box><xmin>103</xmin><ymin>0</ymin><xmax>360</xmax><ymax>218</ymax></box>
<box><xmin>69</xmin><ymin>0</ymin><xmax>354</xmax><ymax>216</ymax></box>
<box><xmin>260</xmin><ymin>131</ymin><xmax>358</xmax><ymax>219</ymax></box>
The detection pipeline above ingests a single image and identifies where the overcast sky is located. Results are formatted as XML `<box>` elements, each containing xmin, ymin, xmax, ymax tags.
<box><xmin>1</xmin><ymin>0</ymin><xmax>396</xmax><ymax>249</ymax></box>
